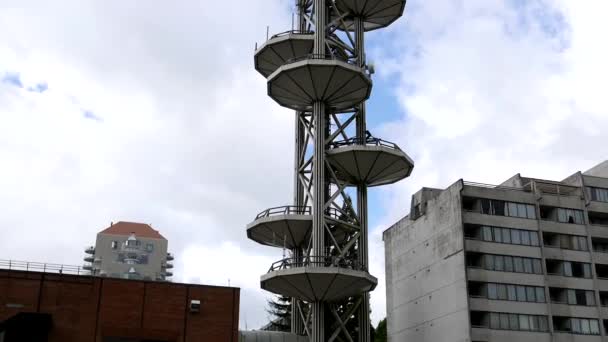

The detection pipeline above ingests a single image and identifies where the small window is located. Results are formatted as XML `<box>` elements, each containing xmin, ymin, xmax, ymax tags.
<box><xmin>111</xmin><ymin>241</ymin><xmax>117</xmax><ymax>249</ymax></box>
<box><xmin>517</xmin><ymin>286</ymin><xmax>526</xmax><ymax>301</ymax></box>
<box><xmin>521</xmin><ymin>231</ymin><xmax>531</xmax><ymax>245</ymax></box>
<box><xmin>493</xmin><ymin>227</ymin><xmax>502</xmax><ymax>243</ymax></box>
<box><xmin>535</xmin><ymin>287</ymin><xmax>546</xmax><ymax>302</ymax></box>
<box><xmin>146</xmin><ymin>243</ymin><xmax>154</xmax><ymax>252</ymax></box>
<box><xmin>511</xmin><ymin>230</ymin><xmax>521</xmax><ymax>244</ymax></box>
<box><xmin>482</xmin><ymin>226</ymin><xmax>493</xmax><ymax>241</ymax></box>
<box><xmin>530</xmin><ymin>232</ymin><xmax>539</xmax><ymax>246</ymax></box>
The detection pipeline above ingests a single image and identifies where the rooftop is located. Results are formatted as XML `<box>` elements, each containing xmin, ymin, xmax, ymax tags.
<box><xmin>99</xmin><ymin>221</ymin><xmax>166</xmax><ymax>240</ymax></box>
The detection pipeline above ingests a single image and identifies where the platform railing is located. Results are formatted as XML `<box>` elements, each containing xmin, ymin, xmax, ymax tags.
<box><xmin>330</xmin><ymin>136</ymin><xmax>401</xmax><ymax>150</ymax></box>
<box><xmin>0</xmin><ymin>259</ymin><xmax>90</xmax><ymax>276</ymax></box>
<box><xmin>255</xmin><ymin>205</ymin><xmax>312</xmax><ymax>220</ymax></box>
<box><xmin>268</xmin><ymin>255</ymin><xmax>366</xmax><ymax>273</ymax></box>
<box><xmin>285</xmin><ymin>53</ymin><xmax>357</xmax><ymax>66</ymax></box>
<box><xmin>270</xmin><ymin>30</ymin><xmax>313</xmax><ymax>39</ymax></box>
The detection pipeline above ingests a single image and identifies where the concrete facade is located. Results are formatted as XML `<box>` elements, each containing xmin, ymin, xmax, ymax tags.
<box><xmin>0</xmin><ymin>269</ymin><xmax>239</xmax><ymax>342</ymax></box>
<box><xmin>384</xmin><ymin>161</ymin><xmax>608</xmax><ymax>342</ymax></box>
<box><xmin>84</xmin><ymin>222</ymin><xmax>173</xmax><ymax>281</ymax></box>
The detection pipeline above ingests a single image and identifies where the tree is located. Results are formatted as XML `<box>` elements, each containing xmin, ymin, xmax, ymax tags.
<box><xmin>265</xmin><ymin>295</ymin><xmax>291</xmax><ymax>332</ymax></box>
<box><xmin>374</xmin><ymin>318</ymin><xmax>387</xmax><ymax>342</ymax></box>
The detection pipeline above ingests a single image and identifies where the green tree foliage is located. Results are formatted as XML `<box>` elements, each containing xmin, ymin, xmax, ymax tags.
<box><xmin>374</xmin><ymin>318</ymin><xmax>387</xmax><ymax>342</ymax></box>
<box><xmin>265</xmin><ymin>295</ymin><xmax>291</xmax><ymax>332</ymax></box>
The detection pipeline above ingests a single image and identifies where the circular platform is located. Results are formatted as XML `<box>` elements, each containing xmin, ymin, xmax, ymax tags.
<box><xmin>254</xmin><ymin>31</ymin><xmax>315</xmax><ymax>78</ymax></box>
<box><xmin>267</xmin><ymin>55</ymin><xmax>372</xmax><ymax>111</ymax></box>
<box><xmin>332</xmin><ymin>0</ymin><xmax>406</xmax><ymax>31</ymax></box>
<box><xmin>326</xmin><ymin>137</ymin><xmax>414</xmax><ymax>186</ymax></box>
<box><xmin>261</xmin><ymin>257</ymin><xmax>377</xmax><ymax>302</ymax></box>
<box><xmin>247</xmin><ymin>206</ymin><xmax>312</xmax><ymax>249</ymax></box>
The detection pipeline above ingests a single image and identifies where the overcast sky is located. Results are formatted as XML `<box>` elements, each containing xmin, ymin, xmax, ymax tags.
<box><xmin>1</xmin><ymin>0</ymin><xmax>607</xmax><ymax>330</ymax></box>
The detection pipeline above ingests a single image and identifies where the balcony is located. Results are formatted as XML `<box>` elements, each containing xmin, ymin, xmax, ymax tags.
<box><xmin>331</xmin><ymin>0</ymin><xmax>406</xmax><ymax>31</ymax></box>
<box><xmin>261</xmin><ymin>256</ymin><xmax>377</xmax><ymax>302</ymax></box>
<box><xmin>254</xmin><ymin>30</ymin><xmax>314</xmax><ymax>78</ymax></box>
<box><xmin>247</xmin><ymin>205</ymin><xmax>312</xmax><ymax>249</ymax></box>
<box><xmin>85</xmin><ymin>246</ymin><xmax>95</xmax><ymax>254</ymax></box>
<box><xmin>326</xmin><ymin>137</ymin><xmax>414</xmax><ymax>187</ymax></box>
<box><xmin>267</xmin><ymin>54</ymin><xmax>371</xmax><ymax>111</ymax></box>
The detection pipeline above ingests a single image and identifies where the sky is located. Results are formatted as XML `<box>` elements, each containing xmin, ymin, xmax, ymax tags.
<box><xmin>1</xmin><ymin>0</ymin><xmax>608</xmax><ymax>330</ymax></box>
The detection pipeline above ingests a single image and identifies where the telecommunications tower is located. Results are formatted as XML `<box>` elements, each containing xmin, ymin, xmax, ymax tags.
<box><xmin>247</xmin><ymin>0</ymin><xmax>413</xmax><ymax>341</ymax></box>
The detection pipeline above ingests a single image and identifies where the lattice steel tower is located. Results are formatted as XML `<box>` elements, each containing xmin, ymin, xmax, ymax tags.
<box><xmin>248</xmin><ymin>1</ymin><xmax>413</xmax><ymax>341</ymax></box>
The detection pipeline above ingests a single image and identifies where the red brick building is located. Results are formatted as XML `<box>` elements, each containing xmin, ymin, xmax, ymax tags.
<box><xmin>0</xmin><ymin>268</ymin><xmax>239</xmax><ymax>341</ymax></box>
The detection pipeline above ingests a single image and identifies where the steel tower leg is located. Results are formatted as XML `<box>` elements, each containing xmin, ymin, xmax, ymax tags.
<box><xmin>311</xmin><ymin>0</ymin><xmax>327</xmax><ymax>341</ymax></box>
<box><xmin>291</xmin><ymin>0</ymin><xmax>307</xmax><ymax>336</ymax></box>
<box><xmin>354</xmin><ymin>17</ymin><xmax>371</xmax><ymax>342</ymax></box>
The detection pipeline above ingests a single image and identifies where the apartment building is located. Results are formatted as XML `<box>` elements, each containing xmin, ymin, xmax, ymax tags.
<box><xmin>83</xmin><ymin>221</ymin><xmax>174</xmax><ymax>281</ymax></box>
<box><xmin>384</xmin><ymin>161</ymin><xmax>608</xmax><ymax>342</ymax></box>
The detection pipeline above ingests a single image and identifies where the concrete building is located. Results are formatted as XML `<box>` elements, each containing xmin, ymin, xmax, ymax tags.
<box><xmin>84</xmin><ymin>221</ymin><xmax>174</xmax><ymax>281</ymax></box>
<box><xmin>0</xmin><ymin>266</ymin><xmax>239</xmax><ymax>341</ymax></box>
<box><xmin>384</xmin><ymin>161</ymin><xmax>608</xmax><ymax>342</ymax></box>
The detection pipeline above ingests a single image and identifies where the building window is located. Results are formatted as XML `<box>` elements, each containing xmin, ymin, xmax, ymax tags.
<box><xmin>553</xmin><ymin>316</ymin><xmax>600</xmax><ymax>335</ymax></box>
<box><xmin>478</xmin><ymin>282</ymin><xmax>545</xmax><ymax>303</ymax></box>
<box><xmin>540</xmin><ymin>206</ymin><xmax>584</xmax><ymax>224</ymax></box>
<box><xmin>543</xmin><ymin>232</ymin><xmax>588</xmax><ymax>251</ymax></box>
<box><xmin>587</xmin><ymin>186</ymin><xmax>608</xmax><ymax>203</ymax></box>
<box><xmin>471</xmin><ymin>311</ymin><xmax>548</xmax><ymax>332</ymax></box>
<box><xmin>592</xmin><ymin>237</ymin><xmax>608</xmax><ymax>253</ymax></box>
<box><xmin>550</xmin><ymin>288</ymin><xmax>595</xmax><ymax>306</ymax></box>
<box><xmin>466</xmin><ymin>252</ymin><xmax>542</xmax><ymax>275</ymax></box>
<box><xmin>111</xmin><ymin>241</ymin><xmax>117</xmax><ymax>249</ymax></box>
<box><xmin>546</xmin><ymin>259</ymin><xmax>591</xmax><ymax>278</ymax></box>
<box><xmin>474</xmin><ymin>198</ymin><xmax>536</xmax><ymax>219</ymax></box>
<box><xmin>146</xmin><ymin>243</ymin><xmax>154</xmax><ymax>252</ymax></box>
<box><xmin>465</xmin><ymin>225</ymin><xmax>539</xmax><ymax>247</ymax></box>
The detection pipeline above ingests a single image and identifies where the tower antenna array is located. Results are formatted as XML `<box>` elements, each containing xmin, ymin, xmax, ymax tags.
<box><xmin>247</xmin><ymin>1</ymin><xmax>414</xmax><ymax>341</ymax></box>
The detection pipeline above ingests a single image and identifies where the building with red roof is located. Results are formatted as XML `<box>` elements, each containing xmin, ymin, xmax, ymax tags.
<box><xmin>84</xmin><ymin>221</ymin><xmax>174</xmax><ymax>281</ymax></box>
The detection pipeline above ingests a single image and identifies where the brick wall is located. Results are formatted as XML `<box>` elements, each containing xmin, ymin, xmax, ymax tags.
<box><xmin>0</xmin><ymin>269</ymin><xmax>239</xmax><ymax>342</ymax></box>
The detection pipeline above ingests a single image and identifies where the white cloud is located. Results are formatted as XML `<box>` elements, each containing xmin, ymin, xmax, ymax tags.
<box><xmin>368</xmin><ymin>0</ymin><xmax>608</xmax><ymax>323</ymax></box>
<box><xmin>3</xmin><ymin>0</ymin><xmax>608</xmax><ymax>333</ymax></box>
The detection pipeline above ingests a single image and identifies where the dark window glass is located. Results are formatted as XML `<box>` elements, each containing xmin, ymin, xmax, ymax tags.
<box><xmin>481</xmin><ymin>199</ymin><xmax>491</xmax><ymax>214</ymax></box>
<box><xmin>517</xmin><ymin>286</ymin><xmax>526</xmax><ymax>301</ymax></box>
<box><xmin>521</xmin><ymin>231</ymin><xmax>531</xmax><ymax>245</ymax></box>
<box><xmin>526</xmin><ymin>287</ymin><xmax>536</xmax><ymax>302</ymax></box>
<box><xmin>488</xmin><ymin>283</ymin><xmax>497</xmax><ymax>299</ymax></box>
<box><xmin>509</xmin><ymin>314</ymin><xmax>519</xmax><ymax>330</ymax></box>
<box><xmin>504</xmin><ymin>256</ymin><xmax>513</xmax><ymax>272</ymax></box>
<box><xmin>502</xmin><ymin>229</ymin><xmax>511</xmax><ymax>244</ymax></box>
<box><xmin>535</xmin><ymin>287</ymin><xmax>545</xmax><ymax>302</ymax></box>
<box><xmin>523</xmin><ymin>258</ymin><xmax>533</xmax><ymax>273</ymax></box>
<box><xmin>493</xmin><ymin>227</ymin><xmax>502</xmax><ymax>243</ymax></box>
<box><xmin>497</xmin><ymin>284</ymin><xmax>507</xmax><ymax>300</ymax></box>
<box><xmin>499</xmin><ymin>313</ymin><xmax>509</xmax><ymax>330</ymax></box>
<box><xmin>533</xmin><ymin>259</ymin><xmax>543</xmax><ymax>274</ymax></box>
<box><xmin>490</xmin><ymin>313</ymin><xmax>500</xmax><ymax>329</ymax></box>
<box><xmin>514</xmin><ymin>257</ymin><xmax>524</xmax><ymax>273</ymax></box>
<box><xmin>511</xmin><ymin>230</ymin><xmax>521</xmax><ymax>244</ymax></box>
<box><xmin>507</xmin><ymin>285</ymin><xmax>517</xmax><ymax>301</ymax></box>
<box><xmin>482</xmin><ymin>226</ymin><xmax>493</xmax><ymax>241</ymax></box>
<box><xmin>495</xmin><ymin>255</ymin><xmax>504</xmax><ymax>271</ymax></box>
<box><xmin>530</xmin><ymin>232</ymin><xmax>539</xmax><ymax>246</ymax></box>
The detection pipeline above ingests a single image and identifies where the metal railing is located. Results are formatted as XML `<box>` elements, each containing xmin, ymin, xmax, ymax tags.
<box><xmin>0</xmin><ymin>259</ymin><xmax>91</xmax><ymax>276</ymax></box>
<box><xmin>255</xmin><ymin>205</ymin><xmax>312</xmax><ymax>220</ymax></box>
<box><xmin>285</xmin><ymin>53</ymin><xmax>356</xmax><ymax>66</ymax></box>
<box><xmin>462</xmin><ymin>181</ymin><xmax>526</xmax><ymax>192</ymax></box>
<box><xmin>330</xmin><ymin>136</ymin><xmax>401</xmax><ymax>150</ymax></box>
<box><xmin>268</xmin><ymin>255</ymin><xmax>366</xmax><ymax>273</ymax></box>
<box><xmin>270</xmin><ymin>30</ymin><xmax>313</xmax><ymax>39</ymax></box>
